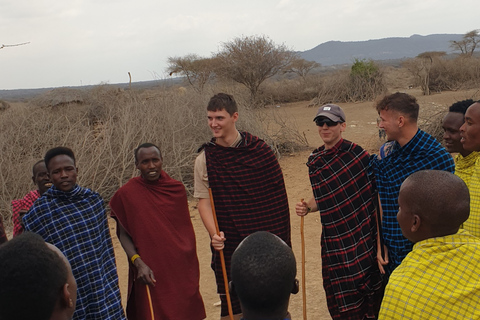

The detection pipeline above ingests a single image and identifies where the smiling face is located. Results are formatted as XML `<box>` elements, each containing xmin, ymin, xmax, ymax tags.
<box><xmin>32</xmin><ymin>161</ymin><xmax>52</xmax><ymax>195</ymax></box>
<box><xmin>207</xmin><ymin>109</ymin><xmax>238</xmax><ymax>146</ymax></box>
<box><xmin>442</xmin><ymin>112</ymin><xmax>466</xmax><ymax>154</ymax></box>
<box><xmin>316</xmin><ymin>117</ymin><xmax>346</xmax><ymax>149</ymax></box>
<box><xmin>135</xmin><ymin>146</ymin><xmax>163</xmax><ymax>182</ymax></box>
<box><xmin>460</xmin><ymin>103</ymin><xmax>480</xmax><ymax>152</ymax></box>
<box><xmin>378</xmin><ymin>109</ymin><xmax>402</xmax><ymax>142</ymax></box>
<box><xmin>47</xmin><ymin>155</ymin><xmax>78</xmax><ymax>192</ymax></box>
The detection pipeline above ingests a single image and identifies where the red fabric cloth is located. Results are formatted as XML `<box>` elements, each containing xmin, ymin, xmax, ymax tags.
<box><xmin>308</xmin><ymin>139</ymin><xmax>382</xmax><ymax>318</ymax></box>
<box><xmin>203</xmin><ymin>131</ymin><xmax>291</xmax><ymax>316</ymax></box>
<box><xmin>11</xmin><ymin>190</ymin><xmax>40</xmax><ymax>237</ymax></box>
<box><xmin>109</xmin><ymin>173</ymin><xmax>205</xmax><ymax>320</ymax></box>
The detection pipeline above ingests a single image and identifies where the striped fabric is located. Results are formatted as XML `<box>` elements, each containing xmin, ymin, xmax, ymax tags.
<box><xmin>455</xmin><ymin>152</ymin><xmax>480</xmax><ymax>237</ymax></box>
<box><xmin>370</xmin><ymin>129</ymin><xmax>455</xmax><ymax>275</ymax></box>
<box><xmin>11</xmin><ymin>190</ymin><xmax>40</xmax><ymax>236</ymax></box>
<box><xmin>23</xmin><ymin>185</ymin><xmax>125</xmax><ymax>320</ymax></box>
<box><xmin>308</xmin><ymin>139</ymin><xmax>382</xmax><ymax>319</ymax></box>
<box><xmin>203</xmin><ymin>131</ymin><xmax>291</xmax><ymax>316</ymax></box>
<box><xmin>379</xmin><ymin>230</ymin><xmax>480</xmax><ymax>319</ymax></box>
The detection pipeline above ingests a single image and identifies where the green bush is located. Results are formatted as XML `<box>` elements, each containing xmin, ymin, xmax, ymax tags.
<box><xmin>348</xmin><ymin>59</ymin><xmax>387</xmax><ymax>101</ymax></box>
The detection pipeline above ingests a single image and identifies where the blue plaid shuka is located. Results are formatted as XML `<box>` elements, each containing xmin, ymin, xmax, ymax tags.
<box><xmin>23</xmin><ymin>185</ymin><xmax>126</xmax><ymax>320</ymax></box>
<box><xmin>370</xmin><ymin>129</ymin><xmax>455</xmax><ymax>275</ymax></box>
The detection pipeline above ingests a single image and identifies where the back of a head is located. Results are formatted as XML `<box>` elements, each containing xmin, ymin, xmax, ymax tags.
<box><xmin>44</xmin><ymin>146</ymin><xmax>76</xmax><ymax>171</ymax></box>
<box><xmin>0</xmin><ymin>232</ymin><xmax>68</xmax><ymax>320</ymax></box>
<box><xmin>207</xmin><ymin>93</ymin><xmax>238</xmax><ymax>115</ymax></box>
<box><xmin>403</xmin><ymin>170</ymin><xmax>469</xmax><ymax>236</ymax></box>
<box><xmin>449</xmin><ymin>99</ymin><xmax>475</xmax><ymax>114</ymax></box>
<box><xmin>376</xmin><ymin>92</ymin><xmax>419</xmax><ymax>122</ymax></box>
<box><xmin>231</xmin><ymin>231</ymin><xmax>296</xmax><ymax>316</ymax></box>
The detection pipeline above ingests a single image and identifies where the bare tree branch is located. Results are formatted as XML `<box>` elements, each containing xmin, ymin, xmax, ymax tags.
<box><xmin>450</xmin><ymin>30</ymin><xmax>480</xmax><ymax>57</ymax></box>
<box><xmin>283</xmin><ymin>57</ymin><xmax>320</xmax><ymax>82</ymax></box>
<box><xmin>216</xmin><ymin>35</ymin><xmax>295</xmax><ymax>102</ymax></box>
<box><xmin>0</xmin><ymin>42</ymin><xmax>30</xmax><ymax>50</ymax></box>
<box><xmin>166</xmin><ymin>54</ymin><xmax>216</xmax><ymax>93</ymax></box>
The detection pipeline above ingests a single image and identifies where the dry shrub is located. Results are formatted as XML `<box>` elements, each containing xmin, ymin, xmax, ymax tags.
<box><xmin>256</xmin><ymin>75</ymin><xmax>321</xmax><ymax>104</ymax></box>
<box><xmin>428</xmin><ymin>56</ymin><xmax>480</xmax><ymax>92</ymax></box>
<box><xmin>30</xmin><ymin>88</ymin><xmax>86</xmax><ymax>107</ymax></box>
<box><xmin>383</xmin><ymin>66</ymin><xmax>416</xmax><ymax>90</ymax></box>
<box><xmin>256</xmin><ymin>107</ymin><xmax>309</xmax><ymax>156</ymax></box>
<box><xmin>310</xmin><ymin>63</ymin><xmax>387</xmax><ymax>106</ymax></box>
<box><xmin>418</xmin><ymin>110</ymin><xmax>446</xmax><ymax>143</ymax></box>
<box><xmin>0</xmin><ymin>100</ymin><xmax>11</xmax><ymax>111</ymax></box>
<box><xmin>404</xmin><ymin>56</ymin><xmax>480</xmax><ymax>94</ymax></box>
<box><xmin>0</xmin><ymin>85</ymin><xmax>307</xmax><ymax>226</ymax></box>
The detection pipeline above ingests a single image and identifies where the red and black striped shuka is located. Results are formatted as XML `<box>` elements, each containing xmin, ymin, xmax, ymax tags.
<box><xmin>308</xmin><ymin>139</ymin><xmax>382</xmax><ymax>319</ymax></box>
<box><xmin>202</xmin><ymin>131</ymin><xmax>291</xmax><ymax>313</ymax></box>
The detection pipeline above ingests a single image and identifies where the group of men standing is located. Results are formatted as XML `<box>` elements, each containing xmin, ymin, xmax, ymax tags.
<box><xmin>0</xmin><ymin>92</ymin><xmax>291</xmax><ymax>320</ymax></box>
<box><xmin>1</xmin><ymin>91</ymin><xmax>480</xmax><ymax>319</ymax></box>
<box><xmin>296</xmin><ymin>92</ymin><xmax>456</xmax><ymax>319</ymax></box>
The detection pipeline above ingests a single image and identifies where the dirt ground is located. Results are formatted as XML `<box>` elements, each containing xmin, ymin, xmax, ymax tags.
<box><xmin>108</xmin><ymin>88</ymin><xmax>478</xmax><ymax>319</ymax></box>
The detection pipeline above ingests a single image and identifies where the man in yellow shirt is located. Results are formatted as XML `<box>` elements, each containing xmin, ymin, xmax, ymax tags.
<box><xmin>379</xmin><ymin>170</ymin><xmax>480</xmax><ymax>319</ymax></box>
<box><xmin>442</xmin><ymin>99</ymin><xmax>479</xmax><ymax>186</ymax></box>
<box><xmin>459</xmin><ymin>100</ymin><xmax>480</xmax><ymax>236</ymax></box>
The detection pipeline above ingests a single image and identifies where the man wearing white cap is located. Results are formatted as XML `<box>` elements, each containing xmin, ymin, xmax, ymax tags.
<box><xmin>296</xmin><ymin>104</ymin><xmax>382</xmax><ymax>319</ymax></box>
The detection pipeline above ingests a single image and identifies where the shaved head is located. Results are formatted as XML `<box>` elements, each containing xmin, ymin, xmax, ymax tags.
<box><xmin>231</xmin><ymin>231</ymin><xmax>297</xmax><ymax>318</ymax></box>
<box><xmin>399</xmin><ymin>170</ymin><xmax>469</xmax><ymax>241</ymax></box>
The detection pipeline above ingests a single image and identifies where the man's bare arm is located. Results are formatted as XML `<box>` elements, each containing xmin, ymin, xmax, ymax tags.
<box><xmin>115</xmin><ymin>220</ymin><xmax>156</xmax><ymax>285</ymax></box>
<box><xmin>197</xmin><ymin>198</ymin><xmax>225</xmax><ymax>251</ymax></box>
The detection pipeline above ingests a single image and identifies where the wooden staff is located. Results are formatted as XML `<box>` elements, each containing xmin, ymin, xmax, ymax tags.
<box><xmin>300</xmin><ymin>198</ymin><xmax>307</xmax><ymax>320</ymax></box>
<box><xmin>209</xmin><ymin>188</ymin><xmax>234</xmax><ymax>320</ymax></box>
<box><xmin>146</xmin><ymin>285</ymin><xmax>155</xmax><ymax>320</ymax></box>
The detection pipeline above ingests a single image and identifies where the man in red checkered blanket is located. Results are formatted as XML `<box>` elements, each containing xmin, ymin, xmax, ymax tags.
<box><xmin>194</xmin><ymin>93</ymin><xmax>291</xmax><ymax>320</ymax></box>
<box><xmin>11</xmin><ymin>160</ymin><xmax>52</xmax><ymax>237</ymax></box>
<box><xmin>296</xmin><ymin>104</ymin><xmax>383</xmax><ymax>320</ymax></box>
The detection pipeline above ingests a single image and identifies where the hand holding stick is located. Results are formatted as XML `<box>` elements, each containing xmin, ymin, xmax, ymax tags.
<box><xmin>209</xmin><ymin>188</ymin><xmax>234</xmax><ymax>320</ymax></box>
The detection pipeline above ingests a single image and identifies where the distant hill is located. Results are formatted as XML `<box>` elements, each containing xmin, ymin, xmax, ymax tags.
<box><xmin>299</xmin><ymin>34</ymin><xmax>463</xmax><ymax>66</ymax></box>
<box><xmin>0</xmin><ymin>79</ymin><xmax>182</xmax><ymax>101</ymax></box>
<box><xmin>1</xmin><ymin>34</ymin><xmax>468</xmax><ymax>100</ymax></box>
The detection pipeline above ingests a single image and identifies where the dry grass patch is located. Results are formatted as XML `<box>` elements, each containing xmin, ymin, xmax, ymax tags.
<box><xmin>0</xmin><ymin>85</ymin><xmax>307</xmax><ymax>227</ymax></box>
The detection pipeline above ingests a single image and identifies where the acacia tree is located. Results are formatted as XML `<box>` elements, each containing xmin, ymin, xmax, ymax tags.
<box><xmin>167</xmin><ymin>54</ymin><xmax>216</xmax><ymax>93</ymax></box>
<box><xmin>404</xmin><ymin>51</ymin><xmax>446</xmax><ymax>95</ymax></box>
<box><xmin>450</xmin><ymin>29</ymin><xmax>480</xmax><ymax>56</ymax></box>
<box><xmin>216</xmin><ymin>35</ymin><xmax>295</xmax><ymax>102</ymax></box>
<box><xmin>283</xmin><ymin>57</ymin><xmax>320</xmax><ymax>82</ymax></box>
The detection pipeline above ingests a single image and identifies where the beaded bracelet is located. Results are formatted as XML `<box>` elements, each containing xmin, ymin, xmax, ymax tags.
<box><xmin>130</xmin><ymin>254</ymin><xmax>141</xmax><ymax>264</ymax></box>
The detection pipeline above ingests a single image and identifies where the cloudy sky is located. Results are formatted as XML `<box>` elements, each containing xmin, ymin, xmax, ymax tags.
<box><xmin>1</xmin><ymin>0</ymin><xmax>478</xmax><ymax>89</ymax></box>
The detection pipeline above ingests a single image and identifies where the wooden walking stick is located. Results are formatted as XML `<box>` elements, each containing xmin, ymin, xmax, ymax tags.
<box><xmin>209</xmin><ymin>188</ymin><xmax>235</xmax><ymax>320</ymax></box>
<box><xmin>300</xmin><ymin>198</ymin><xmax>307</xmax><ymax>320</ymax></box>
<box><xmin>146</xmin><ymin>285</ymin><xmax>155</xmax><ymax>320</ymax></box>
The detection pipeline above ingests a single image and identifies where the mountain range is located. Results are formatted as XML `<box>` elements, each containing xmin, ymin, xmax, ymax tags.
<box><xmin>0</xmin><ymin>33</ymin><xmax>467</xmax><ymax>100</ymax></box>
<box><xmin>299</xmin><ymin>33</ymin><xmax>463</xmax><ymax>66</ymax></box>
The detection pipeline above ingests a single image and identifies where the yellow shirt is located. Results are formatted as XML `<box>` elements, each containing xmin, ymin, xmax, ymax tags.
<box><xmin>379</xmin><ymin>230</ymin><xmax>480</xmax><ymax>319</ymax></box>
<box><xmin>456</xmin><ymin>152</ymin><xmax>480</xmax><ymax>237</ymax></box>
